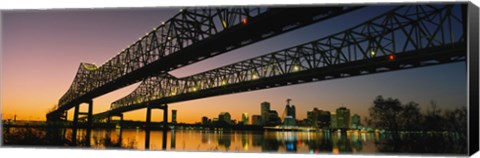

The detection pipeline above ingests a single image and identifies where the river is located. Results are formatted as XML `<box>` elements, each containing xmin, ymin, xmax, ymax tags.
<box><xmin>2</xmin><ymin>127</ymin><xmax>467</xmax><ymax>155</ymax></box>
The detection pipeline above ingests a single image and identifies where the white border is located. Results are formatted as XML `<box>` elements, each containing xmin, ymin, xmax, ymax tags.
<box><xmin>0</xmin><ymin>0</ymin><xmax>471</xmax><ymax>10</ymax></box>
<box><xmin>0</xmin><ymin>0</ymin><xmax>478</xmax><ymax>158</ymax></box>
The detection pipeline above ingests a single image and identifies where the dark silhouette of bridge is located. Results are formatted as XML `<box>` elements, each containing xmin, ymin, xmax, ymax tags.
<box><xmin>46</xmin><ymin>5</ymin><xmax>362</xmax><ymax>121</ymax></box>
<box><xmin>91</xmin><ymin>4</ymin><xmax>467</xmax><ymax>121</ymax></box>
<box><xmin>46</xmin><ymin>4</ymin><xmax>470</xmax><ymax>146</ymax></box>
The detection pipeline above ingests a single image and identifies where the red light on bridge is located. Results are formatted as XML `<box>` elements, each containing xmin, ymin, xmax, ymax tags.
<box><xmin>388</xmin><ymin>54</ymin><xmax>396</xmax><ymax>61</ymax></box>
<box><xmin>242</xmin><ymin>18</ymin><xmax>247</xmax><ymax>25</ymax></box>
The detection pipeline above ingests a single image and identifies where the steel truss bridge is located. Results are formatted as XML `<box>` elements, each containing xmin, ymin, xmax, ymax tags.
<box><xmin>46</xmin><ymin>5</ymin><xmax>362</xmax><ymax>121</ymax></box>
<box><xmin>48</xmin><ymin>4</ymin><xmax>469</xmax><ymax>133</ymax></box>
<box><xmin>90</xmin><ymin>3</ymin><xmax>467</xmax><ymax>121</ymax></box>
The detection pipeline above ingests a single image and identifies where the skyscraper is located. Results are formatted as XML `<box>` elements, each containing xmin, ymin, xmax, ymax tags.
<box><xmin>336</xmin><ymin>107</ymin><xmax>351</xmax><ymax>129</ymax></box>
<box><xmin>261</xmin><ymin>101</ymin><xmax>270</xmax><ymax>125</ymax></box>
<box><xmin>252</xmin><ymin>115</ymin><xmax>262</xmax><ymax>125</ymax></box>
<box><xmin>202</xmin><ymin>116</ymin><xmax>209</xmax><ymax>125</ymax></box>
<box><xmin>172</xmin><ymin>109</ymin><xmax>177</xmax><ymax>124</ymax></box>
<box><xmin>267</xmin><ymin>110</ymin><xmax>281</xmax><ymax>126</ymax></box>
<box><xmin>285</xmin><ymin>99</ymin><xmax>296</xmax><ymax>121</ymax></box>
<box><xmin>330</xmin><ymin>113</ymin><xmax>337</xmax><ymax>129</ymax></box>
<box><xmin>219</xmin><ymin>112</ymin><xmax>232</xmax><ymax>125</ymax></box>
<box><xmin>351</xmin><ymin>114</ymin><xmax>361</xmax><ymax>129</ymax></box>
<box><xmin>242</xmin><ymin>113</ymin><xmax>249</xmax><ymax>125</ymax></box>
<box><xmin>318</xmin><ymin>110</ymin><xmax>331</xmax><ymax>128</ymax></box>
<box><xmin>283</xmin><ymin>116</ymin><xmax>296</xmax><ymax>126</ymax></box>
<box><xmin>307</xmin><ymin>107</ymin><xmax>330</xmax><ymax>128</ymax></box>
<box><xmin>307</xmin><ymin>110</ymin><xmax>316</xmax><ymax>127</ymax></box>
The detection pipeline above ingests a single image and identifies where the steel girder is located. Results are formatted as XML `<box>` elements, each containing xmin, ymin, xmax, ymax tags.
<box><xmin>109</xmin><ymin>4</ymin><xmax>466</xmax><ymax>112</ymax></box>
<box><xmin>58</xmin><ymin>8</ymin><xmax>267</xmax><ymax>108</ymax></box>
<box><xmin>52</xmin><ymin>6</ymin><xmax>360</xmax><ymax>118</ymax></box>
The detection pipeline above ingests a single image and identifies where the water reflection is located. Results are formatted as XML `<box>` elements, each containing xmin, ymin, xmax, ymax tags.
<box><xmin>241</xmin><ymin>131</ymin><xmax>249</xmax><ymax>150</ymax></box>
<box><xmin>171</xmin><ymin>130</ymin><xmax>176</xmax><ymax>149</ymax></box>
<box><xmin>217</xmin><ymin>131</ymin><xmax>232</xmax><ymax>150</ymax></box>
<box><xmin>144</xmin><ymin>128</ymin><xmax>168</xmax><ymax>150</ymax></box>
<box><xmin>2</xmin><ymin>127</ymin><xmax>467</xmax><ymax>155</ymax></box>
<box><xmin>305</xmin><ymin>131</ymin><xmax>333</xmax><ymax>153</ymax></box>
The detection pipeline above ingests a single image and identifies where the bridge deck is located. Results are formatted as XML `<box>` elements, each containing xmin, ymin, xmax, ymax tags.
<box><xmin>90</xmin><ymin>44</ymin><xmax>465</xmax><ymax>120</ymax></box>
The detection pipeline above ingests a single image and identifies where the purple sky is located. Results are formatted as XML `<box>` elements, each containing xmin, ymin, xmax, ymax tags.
<box><xmin>1</xmin><ymin>6</ymin><xmax>467</xmax><ymax>123</ymax></box>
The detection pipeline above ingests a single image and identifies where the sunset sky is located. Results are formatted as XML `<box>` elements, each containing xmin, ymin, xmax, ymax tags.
<box><xmin>1</xmin><ymin>5</ymin><xmax>467</xmax><ymax>123</ymax></box>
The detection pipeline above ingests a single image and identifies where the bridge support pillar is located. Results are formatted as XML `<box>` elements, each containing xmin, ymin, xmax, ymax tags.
<box><xmin>85</xmin><ymin>100</ymin><xmax>93</xmax><ymax>147</ymax></box>
<box><xmin>144</xmin><ymin>104</ymin><xmax>169</xmax><ymax>150</ymax></box>
<box><xmin>72</xmin><ymin>104</ymin><xmax>80</xmax><ymax>145</ymax></box>
<box><xmin>163</xmin><ymin>104</ymin><xmax>168</xmax><ymax>130</ymax></box>
<box><xmin>62</xmin><ymin>111</ymin><xmax>68</xmax><ymax>141</ymax></box>
<box><xmin>107</xmin><ymin>116</ymin><xmax>111</xmax><ymax>124</ymax></box>
<box><xmin>87</xmin><ymin>101</ymin><xmax>93</xmax><ymax>128</ymax></box>
<box><xmin>146</xmin><ymin>106</ymin><xmax>152</xmax><ymax>128</ymax></box>
<box><xmin>145</xmin><ymin>106</ymin><xmax>152</xmax><ymax>149</ymax></box>
<box><xmin>119</xmin><ymin>114</ymin><xmax>124</xmax><ymax>127</ymax></box>
<box><xmin>162</xmin><ymin>104</ymin><xmax>168</xmax><ymax>150</ymax></box>
<box><xmin>70</xmin><ymin>101</ymin><xmax>93</xmax><ymax>146</ymax></box>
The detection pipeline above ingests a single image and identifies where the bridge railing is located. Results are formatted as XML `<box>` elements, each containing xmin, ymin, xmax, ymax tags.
<box><xmin>58</xmin><ymin>7</ymin><xmax>269</xmax><ymax>108</ymax></box>
<box><xmin>110</xmin><ymin>4</ymin><xmax>465</xmax><ymax>110</ymax></box>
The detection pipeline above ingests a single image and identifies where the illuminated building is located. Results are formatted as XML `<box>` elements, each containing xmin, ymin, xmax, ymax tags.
<box><xmin>307</xmin><ymin>108</ymin><xmax>330</xmax><ymax>128</ymax></box>
<box><xmin>318</xmin><ymin>110</ymin><xmax>331</xmax><ymax>128</ymax></box>
<box><xmin>330</xmin><ymin>113</ymin><xmax>337</xmax><ymax>129</ymax></box>
<box><xmin>307</xmin><ymin>110</ymin><xmax>316</xmax><ymax>127</ymax></box>
<box><xmin>242</xmin><ymin>113</ymin><xmax>249</xmax><ymax>125</ymax></box>
<box><xmin>351</xmin><ymin>114</ymin><xmax>361</xmax><ymax>129</ymax></box>
<box><xmin>285</xmin><ymin>98</ymin><xmax>296</xmax><ymax>121</ymax></box>
<box><xmin>283</xmin><ymin>116</ymin><xmax>296</xmax><ymax>126</ymax></box>
<box><xmin>267</xmin><ymin>110</ymin><xmax>281</xmax><ymax>126</ymax></box>
<box><xmin>336</xmin><ymin>107</ymin><xmax>351</xmax><ymax>129</ymax></box>
<box><xmin>261</xmin><ymin>101</ymin><xmax>270</xmax><ymax>125</ymax></box>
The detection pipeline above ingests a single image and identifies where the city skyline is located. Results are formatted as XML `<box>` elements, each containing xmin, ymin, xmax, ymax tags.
<box><xmin>200</xmin><ymin>102</ymin><xmax>362</xmax><ymax>130</ymax></box>
<box><xmin>1</xmin><ymin>6</ymin><xmax>467</xmax><ymax>124</ymax></box>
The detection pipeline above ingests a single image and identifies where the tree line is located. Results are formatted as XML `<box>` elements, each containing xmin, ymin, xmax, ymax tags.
<box><xmin>365</xmin><ymin>95</ymin><xmax>467</xmax><ymax>153</ymax></box>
